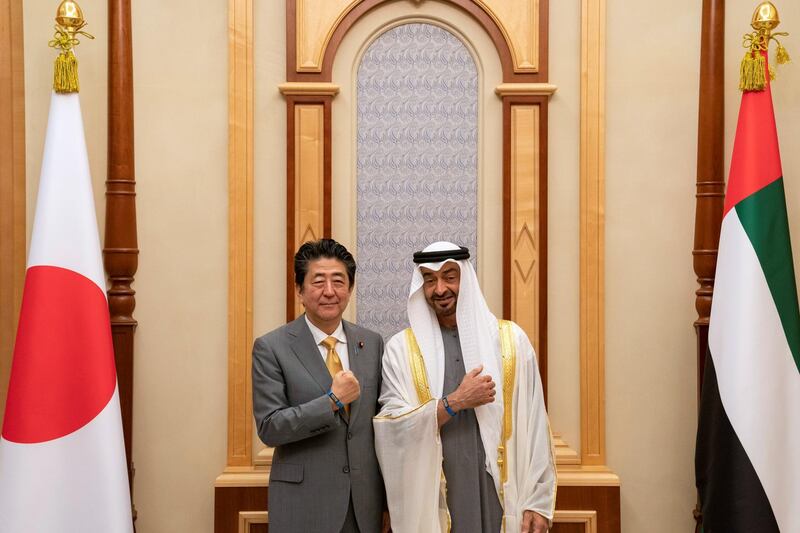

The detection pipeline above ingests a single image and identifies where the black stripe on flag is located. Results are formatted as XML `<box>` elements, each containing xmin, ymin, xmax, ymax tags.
<box><xmin>695</xmin><ymin>351</ymin><xmax>779</xmax><ymax>532</ymax></box>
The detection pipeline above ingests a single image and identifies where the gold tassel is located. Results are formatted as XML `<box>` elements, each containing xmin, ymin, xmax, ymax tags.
<box><xmin>53</xmin><ymin>50</ymin><xmax>79</xmax><ymax>93</ymax></box>
<box><xmin>48</xmin><ymin>18</ymin><xmax>93</xmax><ymax>94</ymax></box>
<box><xmin>739</xmin><ymin>51</ymin><xmax>767</xmax><ymax>91</ymax></box>
<box><xmin>776</xmin><ymin>42</ymin><xmax>791</xmax><ymax>64</ymax></box>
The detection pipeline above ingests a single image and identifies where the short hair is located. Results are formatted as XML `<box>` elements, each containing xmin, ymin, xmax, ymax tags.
<box><xmin>294</xmin><ymin>239</ymin><xmax>356</xmax><ymax>288</ymax></box>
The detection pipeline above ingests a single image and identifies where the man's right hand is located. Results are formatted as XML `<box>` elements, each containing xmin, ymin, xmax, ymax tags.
<box><xmin>331</xmin><ymin>370</ymin><xmax>360</xmax><ymax>409</ymax></box>
<box><xmin>448</xmin><ymin>365</ymin><xmax>496</xmax><ymax>411</ymax></box>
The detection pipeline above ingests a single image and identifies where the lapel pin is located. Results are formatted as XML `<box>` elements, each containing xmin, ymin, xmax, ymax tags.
<box><xmin>358</xmin><ymin>341</ymin><xmax>364</xmax><ymax>349</ymax></box>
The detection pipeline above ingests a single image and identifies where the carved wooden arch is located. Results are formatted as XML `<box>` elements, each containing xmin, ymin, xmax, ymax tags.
<box><xmin>219</xmin><ymin>3</ymin><xmax>621</xmax><ymax>531</ymax></box>
<box><xmin>282</xmin><ymin>0</ymin><xmax>552</xmax><ymax>384</ymax></box>
<box><xmin>287</xmin><ymin>0</ymin><xmax>548</xmax><ymax>83</ymax></box>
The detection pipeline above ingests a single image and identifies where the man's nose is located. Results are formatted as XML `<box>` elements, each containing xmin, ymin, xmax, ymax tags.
<box><xmin>434</xmin><ymin>278</ymin><xmax>448</xmax><ymax>295</ymax></box>
<box><xmin>322</xmin><ymin>280</ymin><xmax>336</xmax><ymax>295</ymax></box>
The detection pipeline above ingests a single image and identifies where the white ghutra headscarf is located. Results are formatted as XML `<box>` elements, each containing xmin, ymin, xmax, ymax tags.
<box><xmin>407</xmin><ymin>241</ymin><xmax>504</xmax><ymax>484</ymax></box>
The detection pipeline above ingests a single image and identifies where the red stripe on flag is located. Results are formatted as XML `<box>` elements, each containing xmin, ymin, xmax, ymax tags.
<box><xmin>2</xmin><ymin>266</ymin><xmax>117</xmax><ymax>443</ymax></box>
<box><xmin>724</xmin><ymin>55</ymin><xmax>783</xmax><ymax>216</ymax></box>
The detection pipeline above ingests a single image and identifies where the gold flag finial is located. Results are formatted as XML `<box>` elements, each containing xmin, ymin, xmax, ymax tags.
<box><xmin>49</xmin><ymin>0</ymin><xmax>94</xmax><ymax>94</ymax></box>
<box><xmin>740</xmin><ymin>2</ymin><xmax>790</xmax><ymax>92</ymax></box>
<box><xmin>751</xmin><ymin>2</ymin><xmax>780</xmax><ymax>31</ymax></box>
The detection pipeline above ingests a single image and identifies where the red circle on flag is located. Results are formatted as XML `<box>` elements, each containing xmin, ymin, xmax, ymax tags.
<box><xmin>2</xmin><ymin>266</ymin><xmax>117</xmax><ymax>443</ymax></box>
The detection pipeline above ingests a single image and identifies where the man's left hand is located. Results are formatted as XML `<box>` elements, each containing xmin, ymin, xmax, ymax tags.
<box><xmin>521</xmin><ymin>510</ymin><xmax>549</xmax><ymax>533</ymax></box>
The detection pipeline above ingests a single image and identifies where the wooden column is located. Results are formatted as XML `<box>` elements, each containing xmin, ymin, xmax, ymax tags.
<box><xmin>693</xmin><ymin>0</ymin><xmax>725</xmax><ymax>395</ymax></box>
<box><xmin>0</xmin><ymin>0</ymin><xmax>25</xmax><ymax>430</ymax></box>
<box><xmin>105</xmin><ymin>0</ymin><xmax>138</xmax><ymax>518</ymax></box>
<box><xmin>693</xmin><ymin>1</ymin><xmax>724</xmax><ymax>530</ymax></box>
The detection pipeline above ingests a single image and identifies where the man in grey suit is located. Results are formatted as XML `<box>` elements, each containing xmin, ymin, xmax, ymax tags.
<box><xmin>252</xmin><ymin>239</ymin><xmax>388</xmax><ymax>533</ymax></box>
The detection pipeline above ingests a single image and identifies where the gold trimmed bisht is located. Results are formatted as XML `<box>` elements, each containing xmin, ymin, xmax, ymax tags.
<box><xmin>404</xmin><ymin>320</ymin><xmax>518</xmax><ymax>532</ymax></box>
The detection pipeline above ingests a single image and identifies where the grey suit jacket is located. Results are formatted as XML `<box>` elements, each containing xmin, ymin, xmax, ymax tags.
<box><xmin>252</xmin><ymin>315</ymin><xmax>385</xmax><ymax>532</ymax></box>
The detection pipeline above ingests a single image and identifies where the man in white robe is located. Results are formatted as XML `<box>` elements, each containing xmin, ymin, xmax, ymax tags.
<box><xmin>374</xmin><ymin>241</ymin><xmax>556</xmax><ymax>533</ymax></box>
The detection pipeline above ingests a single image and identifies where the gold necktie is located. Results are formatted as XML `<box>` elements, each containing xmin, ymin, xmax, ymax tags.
<box><xmin>321</xmin><ymin>336</ymin><xmax>348</xmax><ymax>413</ymax></box>
<box><xmin>321</xmin><ymin>336</ymin><xmax>343</xmax><ymax>377</ymax></box>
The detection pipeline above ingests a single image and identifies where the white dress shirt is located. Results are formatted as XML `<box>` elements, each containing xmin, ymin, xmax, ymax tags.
<box><xmin>304</xmin><ymin>315</ymin><xmax>350</xmax><ymax>371</ymax></box>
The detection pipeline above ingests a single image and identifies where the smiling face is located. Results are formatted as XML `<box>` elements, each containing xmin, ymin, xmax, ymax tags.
<box><xmin>420</xmin><ymin>262</ymin><xmax>461</xmax><ymax>328</ymax></box>
<box><xmin>297</xmin><ymin>257</ymin><xmax>353</xmax><ymax>333</ymax></box>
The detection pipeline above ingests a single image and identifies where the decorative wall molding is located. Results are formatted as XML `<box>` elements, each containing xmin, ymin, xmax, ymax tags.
<box><xmin>0</xmin><ymin>0</ymin><xmax>25</xmax><ymax>430</ymax></box>
<box><xmin>238</xmin><ymin>511</ymin><xmax>268</xmax><ymax>533</ymax></box>
<box><xmin>553</xmin><ymin>509</ymin><xmax>598</xmax><ymax>533</ymax></box>
<box><xmin>553</xmin><ymin>433</ymin><xmax>580</xmax><ymax>465</ymax></box>
<box><xmin>509</xmin><ymin>104</ymin><xmax>542</xmax><ymax>359</ymax></box>
<box><xmin>474</xmin><ymin>0</ymin><xmax>540</xmax><ymax>72</ymax></box>
<box><xmin>253</xmin><ymin>446</ymin><xmax>273</xmax><ymax>467</ymax></box>
<box><xmin>495</xmin><ymin>82</ymin><xmax>557</xmax><ymax>96</ymax></box>
<box><xmin>579</xmin><ymin>0</ymin><xmax>606</xmax><ymax>467</ymax></box>
<box><xmin>293</xmin><ymin>0</ymin><xmax>543</xmax><ymax>75</ymax></box>
<box><xmin>287</xmin><ymin>0</ymin><xmax>548</xmax><ymax>83</ymax></box>
<box><xmin>278</xmin><ymin>82</ymin><xmax>341</xmax><ymax>96</ymax></box>
<box><xmin>556</xmin><ymin>467</ymin><xmax>620</xmax><ymax>487</ymax></box>
<box><xmin>295</xmin><ymin>0</ymin><xmax>360</xmax><ymax>72</ymax></box>
<box><xmin>227</xmin><ymin>0</ymin><xmax>255</xmax><ymax>468</ymax></box>
<box><xmin>286</xmin><ymin>101</ymin><xmax>330</xmax><ymax>319</ymax></box>
<box><xmin>502</xmin><ymin>96</ymin><xmax>548</xmax><ymax>396</ymax></box>
<box><xmin>215</xmin><ymin>469</ymin><xmax>268</xmax><ymax>488</ymax></box>
<box><xmin>294</xmin><ymin>104</ymin><xmax>326</xmax><ymax>248</ymax></box>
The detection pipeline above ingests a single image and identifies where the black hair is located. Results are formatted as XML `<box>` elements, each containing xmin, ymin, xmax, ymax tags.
<box><xmin>294</xmin><ymin>239</ymin><xmax>356</xmax><ymax>288</ymax></box>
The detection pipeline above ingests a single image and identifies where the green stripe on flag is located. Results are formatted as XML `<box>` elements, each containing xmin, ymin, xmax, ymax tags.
<box><xmin>736</xmin><ymin>177</ymin><xmax>800</xmax><ymax>372</ymax></box>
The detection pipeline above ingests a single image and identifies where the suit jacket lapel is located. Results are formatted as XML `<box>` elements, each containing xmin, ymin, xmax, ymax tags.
<box><xmin>344</xmin><ymin>321</ymin><xmax>365</xmax><ymax>422</ymax></box>
<box><xmin>287</xmin><ymin>315</ymin><xmax>332</xmax><ymax>394</ymax></box>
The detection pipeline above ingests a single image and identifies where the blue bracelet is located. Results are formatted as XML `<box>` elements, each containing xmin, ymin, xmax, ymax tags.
<box><xmin>328</xmin><ymin>389</ymin><xmax>345</xmax><ymax>411</ymax></box>
<box><xmin>442</xmin><ymin>395</ymin><xmax>457</xmax><ymax>417</ymax></box>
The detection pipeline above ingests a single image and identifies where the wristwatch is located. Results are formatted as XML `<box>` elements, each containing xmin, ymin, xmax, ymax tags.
<box><xmin>442</xmin><ymin>395</ymin><xmax>457</xmax><ymax>417</ymax></box>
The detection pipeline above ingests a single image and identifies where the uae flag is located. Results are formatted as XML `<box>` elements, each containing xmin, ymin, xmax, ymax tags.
<box><xmin>0</xmin><ymin>92</ymin><xmax>133</xmax><ymax>531</ymax></box>
<box><xmin>695</xmin><ymin>58</ymin><xmax>800</xmax><ymax>531</ymax></box>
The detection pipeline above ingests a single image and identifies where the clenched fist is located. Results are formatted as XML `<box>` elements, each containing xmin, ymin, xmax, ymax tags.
<box><xmin>449</xmin><ymin>365</ymin><xmax>496</xmax><ymax>411</ymax></box>
<box><xmin>331</xmin><ymin>370</ymin><xmax>360</xmax><ymax>408</ymax></box>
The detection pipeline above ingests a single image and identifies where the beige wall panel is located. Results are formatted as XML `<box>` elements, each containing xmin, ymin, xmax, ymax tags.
<box><xmin>510</xmin><ymin>105</ymin><xmax>540</xmax><ymax>349</ymax></box>
<box><xmin>296</xmin><ymin>0</ymin><xmax>358</xmax><ymax>72</ymax></box>
<box><xmin>477</xmin><ymin>0</ymin><xmax>539</xmax><ymax>71</ymax></box>
<box><xmin>604</xmin><ymin>0</ymin><xmax>700</xmax><ymax>531</ymax></box>
<box><xmin>330</xmin><ymin>0</ymin><xmax>504</xmax><ymax>321</ymax></box>
<box><xmin>251</xmin><ymin>0</ymin><xmax>288</xmax><ymax>462</ymax></box>
<box><xmin>128</xmin><ymin>0</ymin><xmax>231</xmax><ymax>530</ymax></box>
<box><xmin>547</xmin><ymin>0</ymin><xmax>581</xmax><ymax>462</ymax></box>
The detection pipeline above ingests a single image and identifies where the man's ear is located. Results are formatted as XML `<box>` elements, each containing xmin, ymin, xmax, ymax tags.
<box><xmin>295</xmin><ymin>283</ymin><xmax>303</xmax><ymax>298</ymax></box>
